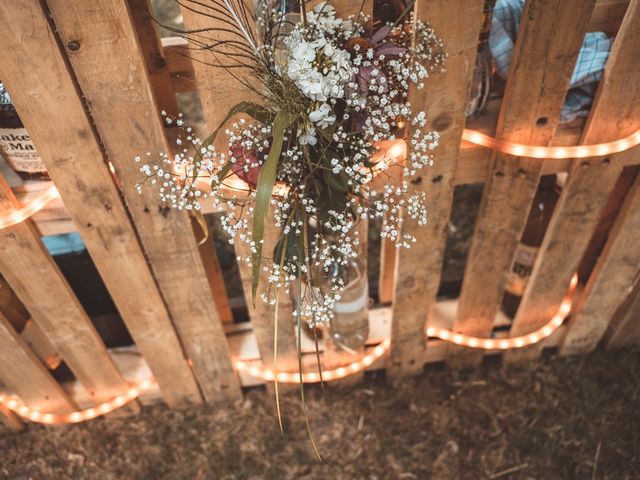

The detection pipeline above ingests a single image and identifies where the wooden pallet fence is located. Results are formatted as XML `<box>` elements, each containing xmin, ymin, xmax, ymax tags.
<box><xmin>0</xmin><ymin>0</ymin><xmax>638</xmax><ymax>424</ymax></box>
<box><xmin>509</xmin><ymin>0</ymin><xmax>640</xmax><ymax>362</ymax></box>
<box><xmin>449</xmin><ymin>0</ymin><xmax>598</xmax><ymax>368</ymax></box>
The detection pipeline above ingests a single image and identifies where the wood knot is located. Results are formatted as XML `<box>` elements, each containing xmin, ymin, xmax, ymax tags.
<box><xmin>432</xmin><ymin>113</ymin><xmax>453</xmax><ymax>131</ymax></box>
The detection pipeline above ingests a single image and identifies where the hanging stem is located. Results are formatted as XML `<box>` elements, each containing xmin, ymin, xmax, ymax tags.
<box><xmin>297</xmin><ymin>269</ymin><xmax>322</xmax><ymax>461</ymax></box>
<box><xmin>273</xmin><ymin>231</ymin><xmax>291</xmax><ymax>434</ymax></box>
<box><xmin>273</xmin><ymin>292</ymin><xmax>284</xmax><ymax>433</ymax></box>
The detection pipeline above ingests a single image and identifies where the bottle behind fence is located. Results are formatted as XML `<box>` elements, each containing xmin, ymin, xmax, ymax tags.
<box><xmin>0</xmin><ymin>81</ymin><xmax>49</xmax><ymax>180</ymax></box>
<box><xmin>501</xmin><ymin>175</ymin><xmax>560</xmax><ymax>318</ymax></box>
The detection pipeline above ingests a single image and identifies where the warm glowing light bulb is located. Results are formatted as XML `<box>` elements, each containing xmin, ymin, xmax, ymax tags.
<box><xmin>387</xmin><ymin>140</ymin><xmax>407</xmax><ymax>159</ymax></box>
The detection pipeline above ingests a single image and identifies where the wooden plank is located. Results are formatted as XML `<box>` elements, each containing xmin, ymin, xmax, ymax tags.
<box><xmin>506</xmin><ymin>0</ymin><xmax>640</xmax><ymax>363</ymax></box>
<box><xmin>0</xmin><ymin>311</ymin><xmax>77</xmax><ymax>415</ymax></box>
<box><xmin>0</xmin><ymin>401</ymin><xmax>23</xmax><ymax>432</ymax></box>
<box><xmin>192</xmin><ymin>216</ymin><xmax>234</xmax><ymax>324</ymax></box>
<box><xmin>605</xmin><ymin>276</ymin><xmax>640</xmax><ymax>348</ymax></box>
<box><xmin>388</xmin><ymin>0</ymin><xmax>484</xmax><ymax>377</ymax></box>
<box><xmin>1</xmin><ymin>274</ymin><xmax>60</xmax><ymax>371</ymax></box>
<box><xmin>450</xmin><ymin>0</ymin><xmax>597</xmax><ymax>368</ymax></box>
<box><xmin>180</xmin><ymin>3</ymin><xmax>298</xmax><ymax>373</ymax></box>
<box><xmin>0</xmin><ymin>176</ymin><xmax>137</xmax><ymax>409</ymax></box>
<box><xmin>46</xmin><ymin>0</ymin><xmax>241</xmax><ymax>402</ymax></box>
<box><xmin>0</xmin><ymin>0</ymin><xmax>201</xmax><ymax>407</ymax></box>
<box><xmin>378</xmin><ymin>228</ymin><xmax>397</xmax><ymax>304</ymax></box>
<box><xmin>560</xmin><ymin>170</ymin><xmax>640</xmax><ymax>355</ymax></box>
<box><xmin>128</xmin><ymin>0</ymin><xmax>180</xmax><ymax>116</ymax></box>
<box><xmin>162</xmin><ymin>37</ymin><xmax>197</xmax><ymax>93</ymax></box>
<box><xmin>331</xmin><ymin>0</ymin><xmax>372</xmax><ymax>18</ymax></box>
<box><xmin>590</xmin><ymin>0</ymin><xmax>630</xmax><ymax>34</ymax></box>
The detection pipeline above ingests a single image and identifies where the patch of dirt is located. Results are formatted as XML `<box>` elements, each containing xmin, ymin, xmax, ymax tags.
<box><xmin>1</xmin><ymin>347</ymin><xmax>638</xmax><ymax>479</ymax></box>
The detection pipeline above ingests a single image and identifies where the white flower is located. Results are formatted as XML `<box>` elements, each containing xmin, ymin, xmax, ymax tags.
<box><xmin>309</xmin><ymin>103</ymin><xmax>336</xmax><ymax>129</ymax></box>
<box><xmin>292</xmin><ymin>41</ymin><xmax>316</xmax><ymax>63</ymax></box>
<box><xmin>298</xmin><ymin>125</ymin><xmax>318</xmax><ymax>146</ymax></box>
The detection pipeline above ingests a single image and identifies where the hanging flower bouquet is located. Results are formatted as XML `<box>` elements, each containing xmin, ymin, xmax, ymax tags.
<box><xmin>138</xmin><ymin>1</ymin><xmax>443</xmax><ymax>355</ymax></box>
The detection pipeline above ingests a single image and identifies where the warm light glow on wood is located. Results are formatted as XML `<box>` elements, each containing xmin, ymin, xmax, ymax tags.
<box><xmin>462</xmin><ymin>129</ymin><xmax>640</xmax><ymax>159</ymax></box>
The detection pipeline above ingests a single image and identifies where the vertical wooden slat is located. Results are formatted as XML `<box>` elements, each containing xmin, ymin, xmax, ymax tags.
<box><xmin>388</xmin><ymin>0</ymin><xmax>484</xmax><ymax>377</ymax></box>
<box><xmin>0</xmin><ymin>0</ymin><xmax>201</xmax><ymax>407</ymax></box>
<box><xmin>506</xmin><ymin>0</ymin><xmax>640</xmax><ymax>362</ymax></box>
<box><xmin>560</xmin><ymin>171</ymin><xmax>640</xmax><ymax>355</ymax></box>
<box><xmin>378</xmin><ymin>232</ymin><xmax>397</xmax><ymax>304</ymax></box>
<box><xmin>180</xmin><ymin>3</ymin><xmax>298</xmax><ymax>371</ymax></box>
<box><xmin>0</xmin><ymin>311</ymin><xmax>77</xmax><ymax>415</ymax></box>
<box><xmin>605</xmin><ymin>276</ymin><xmax>640</xmax><ymax>348</ymax></box>
<box><xmin>0</xmin><ymin>176</ymin><xmax>136</xmax><ymax>409</ymax></box>
<box><xmin>128</xmin><ymin>0</ymin><xmax>180</xmax><ymax>117</ymax></box>
<box><xmin>46</xmin><ymin>0</ymin><xmax>241</xmax><ymax>401</ymax></box>
<box><xmin>449</xmin><ymin>0</ymin><xmax>597</xmax><ymax>367</ymax></box>
<box><xmin>331</xmin><ymin>0</ymin><xmax>373</xmax><ymax>18</ymax></box>
<box><xmin>192</xmin><ymin>217</ymin><xmax>235</xmax><ymax>324</ymax></box>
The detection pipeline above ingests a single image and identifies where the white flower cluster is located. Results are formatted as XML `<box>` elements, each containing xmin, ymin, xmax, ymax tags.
<box><xmin>136</xmin><ymin>4</ymin><xmax>446</xmax><ymax>328</ymax></box>
<box><xmin>284</xmin><ymin>3</ymin><xmax>356</xmax><ymax>145</ymax></box>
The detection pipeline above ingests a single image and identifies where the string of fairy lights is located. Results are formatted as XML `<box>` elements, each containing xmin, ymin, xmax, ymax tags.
<box><xmin>0</xmin><ymin>128</ymin><xmax>635</xmax><ymax>424</ymax></box>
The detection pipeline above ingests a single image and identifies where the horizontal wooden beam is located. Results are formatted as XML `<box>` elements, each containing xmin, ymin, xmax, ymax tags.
<box><xmin>48</xmin><ymin>302</ymin><xmax>567</xmax><ymax>405</ymax></box>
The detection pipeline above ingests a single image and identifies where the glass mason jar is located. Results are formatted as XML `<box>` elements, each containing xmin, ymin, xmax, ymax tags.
<box><xmin>329</xmin><ymin>257</ymin><xmax>370</xmax><ymax>354</ymax></box>
<box><xmin>328</xmin><ymin>218</ymin><xmax>370</xmax><ymax>354</ymax></box>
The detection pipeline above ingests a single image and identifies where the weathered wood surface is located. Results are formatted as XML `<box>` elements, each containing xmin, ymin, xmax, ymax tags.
<box><xmin>129</xmin><ymin>0</ymin><xmax>180</xmax><ymax>117</ymax></box>
<box><xmin>192</xmin><ymin>217</ymin><xmax>235</xmax><ymax>324</ymax></box>
<box><xmin>0</xmin><ymin>311</ymin><xmax>77</xmax><ymax>415</ymax></box>
<box><xmin>0</xmin><ymin>0</ymin><xmax>202</xmax><ymax>407</ymax></box>
<box><xmin>506</xmin><ymin>0</ymin><xmax>640</xmax><ymax>363</ymax></box>
<box><xmin>388</xmin><ymin>0</ymin><xmax>484</xmax><ymax>377</ymax></box>
<box><xmin>451</xmin><ymin>0</ymin><xmax>597</xmax><ymax>367</ymax></box>
<box><xmin>605</xmin><ymin>276</ymin><xmax>640</xmax><ymax>348</ymax></box>
<box><xmin>0</xmin><ymin>176</ymin><xmax>135</xmax><ymax>409</ymax></box>
<box><xmin>560</xmin><ymin>169</ymin><xmax>640</xmax><ymax>355</ymax></box>
<box><xmin>47</xmin><ymin>0</ymin><xmax>241</xmax><ymax>401</ymax></box>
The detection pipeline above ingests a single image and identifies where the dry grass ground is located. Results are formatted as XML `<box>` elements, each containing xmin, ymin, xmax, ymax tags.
<box><xmin>1</xmin><ymin>347</ymin><xmax>638</xmax><ymax>479</ymax></box>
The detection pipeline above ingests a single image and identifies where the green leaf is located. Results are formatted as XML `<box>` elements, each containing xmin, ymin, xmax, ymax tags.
<box><xmin>250</xmin><ymin>111</ymin><xmax>295</xmax><ymax>305</ymax></box>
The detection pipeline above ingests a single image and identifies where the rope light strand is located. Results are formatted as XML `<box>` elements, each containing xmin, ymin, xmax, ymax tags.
<box><xmin>461</xmin><ymin>128</ymin><xmax>640</xmax><ymax>159</ymax></box>
<box><xmin>0</xmin><ymin>378</ymin><xmax>154</xmax><ymax>425</ymax></box>
<box><xmin>0</xmin><ymin>186</ymin><xmax>59</xmax><ymax>229</ymax></box>
<box><xmin>0</xmin><ymin>274</ymin><xmax>577</xmax><ymax>423</ymax></box>
<box><xmin>3</xmin><ymin>128</ymin><xmax>640</xmax><ymax>229</ymax></box>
